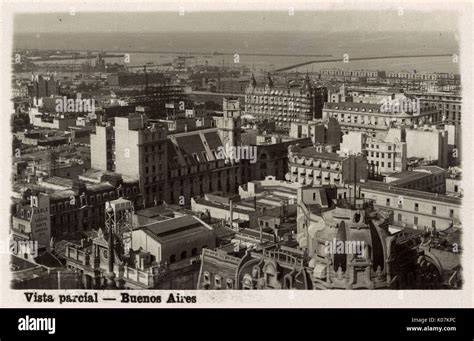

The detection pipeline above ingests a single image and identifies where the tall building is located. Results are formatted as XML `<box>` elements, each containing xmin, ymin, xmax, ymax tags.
<box><xmin>91</xmin><ymin>115</ymin><xmax>168</xmax><ymax>205</ymax></box>
<box><xmin>114</xmin><ymin>116</ymin><xmax>168</xmax><ymax>205</ymax></box>
<box><xmin>385</xmin><ymin>126</ymin><xmax>449</xmax><ymax>168</ymax></box>
<box><xmin>90</xmin><ymin>123</ymin><xmax>115</xmax><ymax>172</ymax></box>
<box><xmin>215</xmin><ymin>97</ymin><xmax>241</xmax><ymax>147</ymax></box>
<box><xmin>30</xmin><ymin>74</ymin><xmax>59</xmax><ymax>98</ymax></box>
<box><xmin>91</xmin><ymin>98</ymin><xmax>244</xmax><ymax>207</ymax></box>
<box><xmin>322</xmin><ymin>100</ymin><xmax>439</xmax><ymax>135</ymax></box>
<box><xmin>340</xmin><ymin>131</ymin><xmax>407</xmax><ymax>177</ymax></box>
<box><xmin>245</xmin><ymin>73</ymin><xmax>327</xmax><ymax>130</ymax></box>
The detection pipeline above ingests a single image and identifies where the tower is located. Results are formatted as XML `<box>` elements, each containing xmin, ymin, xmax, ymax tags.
<box><xmin>103</xmin><ymin>198</ymin><xmax>134</xmax><ymax>289</ymax></box>
<box><xmin>105</xmin><ymin>198</ymin><xmax>134</xmax><ymax>257</ymax></box>
<box><xmin>216</xmin><ymin>97</ymin><xmax>241</xmax><ymax>147</ymax></box>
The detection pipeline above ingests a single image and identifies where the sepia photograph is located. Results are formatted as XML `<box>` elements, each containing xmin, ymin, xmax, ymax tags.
<box><xmin>6</xmin><ymin>3</ymin><xmax>466</xmax><ymax>294</ymax></box>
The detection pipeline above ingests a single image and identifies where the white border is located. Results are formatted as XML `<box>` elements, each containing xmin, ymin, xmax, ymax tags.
<box><xmin>1</xmin><ymin>0</ymin><xmax>473</xmax><ymax>308</ymax></box>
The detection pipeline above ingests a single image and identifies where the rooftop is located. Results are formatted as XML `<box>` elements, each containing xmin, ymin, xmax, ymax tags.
<box><xmin>292</xmin><ymin>147</ymin><xmax>346</xmax><ymax>161</ymax></box>
<box><xmin>360</xmin><ymin>182</ymin><xmax>461</xmax><ymax>206</ymax></box>
<box><xmin>140</xmin><ymin>215</ymin><xmax>212</xmax><ymax>243</ymax></box>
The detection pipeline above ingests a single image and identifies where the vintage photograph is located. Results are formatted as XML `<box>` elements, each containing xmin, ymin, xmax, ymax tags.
<box><xmin>8</xmin><ymin>6</ymin><xmax>463</xmax><ymax>292</ymax></box>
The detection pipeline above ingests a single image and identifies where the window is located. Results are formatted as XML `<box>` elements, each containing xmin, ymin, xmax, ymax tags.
<box><xmin>414</xmin><ymin>216</ymin><xmax>418</xmax><ymax>225</ymax></box>
<box><xmin>415</xmin><ymin>203</ymin><xmax>419</xmax><ymax>212</ymax></box>
<box><xmin>432</xmin><ymin>206</ymin><xmax>437</xmax><ymax>215</ymax></box>
<box><xmin>388</xmin><ymin>162</ymin><xmax>391</xmax><ymax>168</ymax></box>
<box><xmin>203</xmin><ymin>271</ymin><xmax>210</xmax><ymax>284</ymax></box>
<box><xmin>180</xmin><ymin>251</ymin><xmax>187</xmax><ymax>260</ymax></box>
<box><xmin>454</xmin><ymin>185</ymin><xmax>458</xmax><ymax>192</ymax></box>
<box><xmin>449</xmin><ymin>209</ymin><xmax>454</xmax><ymax>218</ymax></box>
<box><xmin>170</xmin><ymin>254</ymin><xmax>176</xmax><ymax>263</ymax></box>
<box><xmin>214</xmin><ymin>275</ymin><xmax>222</xmax><ymax>289</ymax></box>
<box><xmin>397</xmin><ymin>213</ymin><xmax>402</xmax><ymax>221</ymax></box>
<box><xmin>226</xmin><ymin>278</ymin><xmax>233</xmax><ymax>289</ymax></box>
<box><xmin>431</xmin><ymin>220</ymin><xmax>436</xmax><ymax>228</ymax></box>
<box><xmin>386</xmin><ymin>198</ymin><xmax>390</xmax><ymax>206</ymax></box>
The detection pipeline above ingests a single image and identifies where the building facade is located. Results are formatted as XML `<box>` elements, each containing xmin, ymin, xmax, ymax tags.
<box><xmin>245</xmin><ymin>74</ymin><xmax>327</xmax><ymax>130</ymax></box>
<box><xmin>359</xmin><ymin>182</ymin><xmax>461</xmax><ymax>231</ymax></box>
<box><xmin>287</xmin><ymin>145</ymin><xmax>368</xmax><ymax>186</ymax></box>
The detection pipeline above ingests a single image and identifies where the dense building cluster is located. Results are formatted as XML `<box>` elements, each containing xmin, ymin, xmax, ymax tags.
<box><xmin>10</xmin><ymin>48</ymin><xmax>462</xmax><ymax>290</ymax></box>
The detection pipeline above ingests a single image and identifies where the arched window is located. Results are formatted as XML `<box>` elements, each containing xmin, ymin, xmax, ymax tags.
<box><xmin>242</xmin><ymin>274</ymin><xmax>253</xmax><ymax>290</ymax></box>
<box><xmin>284</xmin><ymin>275</ymin><xmax>292</xmax><ymax>289</ymax></box>
<box><xmin>214</xmin><ymin>275</ymin><xmax>222</xmax><ymax>289</ymax></box>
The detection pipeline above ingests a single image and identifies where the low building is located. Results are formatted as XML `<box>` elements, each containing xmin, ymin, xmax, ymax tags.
<box><xmin>385</xmin><ymin>166</ymin><xmax>447</xmax><ymax>193</ymax></box>
<box><xmin>287</xmin><ymin>145</ymin><xmax>368</xmax><ymax>186</ymax></box>
<box><xmin>132</xmin><ymin>214</ymin><xmax>215</xmax><ymax>266</ymax></box>
<box><xmin>191</xmin><ymin>183</ymin><xmax>297</xmax><ymax>230</ymax></box>
<box><xmin>359</xmin><ymin>182</ymin><xmax>461</xmax><ymax>231</ymax></box>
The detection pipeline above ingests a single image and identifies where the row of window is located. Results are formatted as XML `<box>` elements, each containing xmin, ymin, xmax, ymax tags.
<box><xmin>169</xmin><ymin>248</ymin><xmax>199</xmax><ymax>263</ymax></box>
<box><xmin>397</xmin><ymin>214</ymin><xmax>441</xmax><ymax>228</ymax></box>
<box><xmin>202</xmin><ymin>272</ymin><xmax>234</xmax><ymax>289</ymax></box>
<box><xmin>379</xmin><ymin>197</ymin><xmax>455</xmax><ymax>217</ymax></box>
<box><xmin>369</xmin><ymin>151</ymin><xmax>394</xmax><ymax>159</ymax></box>
<box><xmin>144</xmin><ymin>144</ymin><xmax>164</xmax><ymax>153</ymax></box>
<box><xmin>369</xmin><ymin>161</ymin><xmax>392</xmax><ymax>168</ymax></box>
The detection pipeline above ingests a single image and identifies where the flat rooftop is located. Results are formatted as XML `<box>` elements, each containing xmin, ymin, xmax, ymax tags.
<box><xmin>360</xmin><ymin>182</ymin><xmax>461</xmax><ymax>206</ymax></box>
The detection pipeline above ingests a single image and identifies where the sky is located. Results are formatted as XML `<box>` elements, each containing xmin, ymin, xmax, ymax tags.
<box><xmin>13</xmin><ymin>10</ymin><xmax>459</xmax><ymax>34</ymax></box>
